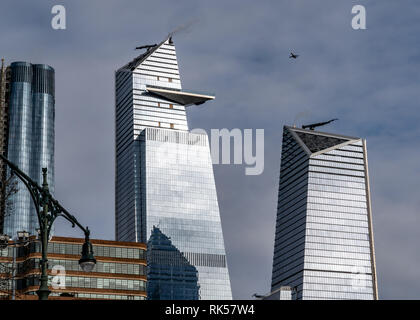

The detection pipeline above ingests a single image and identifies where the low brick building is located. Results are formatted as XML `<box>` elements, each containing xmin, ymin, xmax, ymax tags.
<box><xmin>0</xmin><ymin>236</ymin><xmax>147</xmax><ymax>300</ymax></box>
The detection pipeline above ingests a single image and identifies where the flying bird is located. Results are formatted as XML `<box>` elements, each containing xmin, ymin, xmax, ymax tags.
<box><xmin>289</xmin><ymin>52</ymin><xmax>299</xmax><ymax>59</ymax></box>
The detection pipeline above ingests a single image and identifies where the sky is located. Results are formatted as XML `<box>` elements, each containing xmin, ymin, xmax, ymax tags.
<box><xmin>1</xmin><ymin>0</ymin><xmax>420</xmax><ymax>299</ymax></box>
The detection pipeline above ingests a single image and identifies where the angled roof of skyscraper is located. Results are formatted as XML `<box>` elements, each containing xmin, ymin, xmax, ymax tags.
<box><xmin>284</xmin><ymin>125</ymin><xmax>361</xmax><ymax>155</ymax></box>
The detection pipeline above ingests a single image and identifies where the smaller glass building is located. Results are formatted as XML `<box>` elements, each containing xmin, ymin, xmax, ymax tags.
<box><xmin>271</xmin><ymin>126</ymin><xmax>378</xmax><ymax>300</ymax></box>
<box><xmin>0</xmin><ymin>236</ymin><xmax>147</xmax><ymax>300</ymax></box>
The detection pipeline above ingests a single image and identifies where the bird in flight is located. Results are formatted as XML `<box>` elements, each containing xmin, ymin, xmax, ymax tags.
<box><xmin>289</xmin><ymin>52</ymin><xmax>299</xmax><ymax>59</ymax></box>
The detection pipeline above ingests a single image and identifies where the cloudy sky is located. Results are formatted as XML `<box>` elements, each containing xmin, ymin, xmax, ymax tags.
<box><xmin>1</xmin><ymin>0</ymin><xmax>420</xmax><ymax>299</ymax></box>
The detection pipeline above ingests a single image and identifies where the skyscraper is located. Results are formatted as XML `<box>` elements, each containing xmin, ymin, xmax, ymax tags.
<box><xmin>115</xmin><ymin>37</ymin><xmax>232</xmax><ymax>299</ymax></box>
<box><xmin>1</xmin><ymin>61</ymin><xmax>55</xmax><ymax>237</ymax></box>
<box><xmin>271</xmin><ymin>125</ymin><xmax>378</xmax><ymax>300</ymax></box>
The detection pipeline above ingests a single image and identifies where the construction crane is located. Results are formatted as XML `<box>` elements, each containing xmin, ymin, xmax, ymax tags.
<box><xmin>302</xmin><ymin>118</ymin><xmax>338</xmax><ymax>131</ymax></box>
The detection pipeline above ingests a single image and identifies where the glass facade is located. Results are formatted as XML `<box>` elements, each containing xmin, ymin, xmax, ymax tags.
<box><xmin>147</xmin><ymin>226</ymin><xmax>200</xmax><ymax>300</ymax></box>
<box><xmin>271</xmin><ymin>126</ymin><xmax>378</xmax><ymax>300</ymax></box>
<box><xmin>3</xmin><ymin>62</ymin><xmax>55</xmax><ymax>237</ymax></box>
<box><xmin>115</xmin><ymin>38</ymin><xmax>232</xmax><ymax>299</ymax></box>
<box><xmin>0</xmin><ymin>237</ymin><xmax>147</xmax><ymax>300</ymax></box>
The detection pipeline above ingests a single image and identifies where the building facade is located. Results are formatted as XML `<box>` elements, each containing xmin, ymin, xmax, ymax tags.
<box><xmin>0</xmin><ymin>236</ymin><xmax>147</xmax><ymax>300</ymax></box>
<box><xmin>271</xmin><ymin>126</ymin><xmax>378</xmax><ymax>300</ymax></box>
<box><xmin>147</xmin><ymin>226</ymin><xmax>200</xmax><ymax>300</ymax></box>
<box><xmin>0</xmin><ymin>59</ymin><xmax>10</xmax><ymax>233</ymax></box>
<box><xmin>115</xmin><ymin>37</ymin><xmax>232</xmax><ymax>299</ymax></box>
<box><xmin>1</xmin><ymin>61</ymin><xmax>55</xmax><ymax>237</ymax></box>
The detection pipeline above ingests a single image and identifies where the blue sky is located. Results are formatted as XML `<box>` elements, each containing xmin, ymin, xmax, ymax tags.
<box><xmin>1</xmin><ymin>0</ymin><xmax>420</xmax><ymax>299</ymax></box>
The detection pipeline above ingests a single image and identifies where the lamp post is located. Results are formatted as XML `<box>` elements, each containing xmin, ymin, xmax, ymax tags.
<box><xmin>0</xmin><ymin>154</ymin><xmax>96</xmax><ymax>300</ymax></box>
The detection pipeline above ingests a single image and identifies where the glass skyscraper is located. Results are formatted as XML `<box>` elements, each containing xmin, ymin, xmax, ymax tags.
<box><xmin>271</xmin><ymin>125</ymin><xmax>378</xmax><ymax>300</ymax></box>
<box><xmin>115</xmin><ymin>37</ymin><xmax>232</xmax><ymax>299</ymax></box>
<box><xmin>2</xmin><ymin>62</ymin><xmax>55</xmax><ymax>237</ymax></box>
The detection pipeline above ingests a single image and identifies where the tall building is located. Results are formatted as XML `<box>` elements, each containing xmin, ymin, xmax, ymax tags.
<box><xmin>271</xmin><ymin>125</ymin><xmax>378</xmax><ymax>300</ymax></box>
<box><xmin>1</xmin><ymin>62</ymin><xmax>55</xmax><ymax>237</ymax></box>
<box><xmin>0</xmin><ymin>236</ymin><xmax>147</xmax><ymax>300</ymax></box>
<box><xmin>115</xmin><ymin>37</ymin><xmax>232</xmax><ymax>299</ymax></box>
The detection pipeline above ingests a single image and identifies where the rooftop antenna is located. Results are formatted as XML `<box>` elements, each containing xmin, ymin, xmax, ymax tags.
<box><xmin>302</xmin><ymin>118</ymin><xmax>338</xmax><ymax>131</ymax></box>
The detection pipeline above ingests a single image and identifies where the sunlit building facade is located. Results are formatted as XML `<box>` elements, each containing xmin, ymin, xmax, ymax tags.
<box><xmin>115</xmin><ymin>37</ymin><xmax>232</xmax><ymax>299</ymax></box>
<box><xmin>271</xmin><ymin>126</ymin><xmax>378</xmax><ymax>300</ymax></box>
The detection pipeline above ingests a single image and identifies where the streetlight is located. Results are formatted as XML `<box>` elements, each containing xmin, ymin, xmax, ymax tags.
<box><xmin>0</xmin><ymin>154</ymin><xmax>96</xmax><ymax>300</ymax></box>
<box><xmin>79</xmin><ymin>230</ymin><xmax>96</xmax><ymax>272</ymax></box>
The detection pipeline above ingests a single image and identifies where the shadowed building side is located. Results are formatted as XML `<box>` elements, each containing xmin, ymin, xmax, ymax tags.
<box><xmin>147</xmin><ymin>226</ymin><xmax>199</xmax><ymax>300</ymax></box>
<box><xmin>0</xmin><ymin>59</ymin><xmax>10</xmax><ymax>233</ymax></box>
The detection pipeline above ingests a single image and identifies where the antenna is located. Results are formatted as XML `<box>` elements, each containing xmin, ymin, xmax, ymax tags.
<box><xmin>302</xmin><ymin>118</ymin><xmax>338</xmax><ymax>131</ymax></box>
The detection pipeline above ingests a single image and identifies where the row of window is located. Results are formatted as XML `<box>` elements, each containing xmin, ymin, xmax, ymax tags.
<box><xmin>17</xmin><ymin>275</ymin><xmax>146</xmax><ymax>291</ymax></box>
<box><xmin>11</xmin><ymin>241</ymin><xmax>145</xmax><ymax>260</ymax></box>
<box><xmin>16</xmin><ymin>258</ymin><xmax>146</xmax><ymax>276</ymax></box>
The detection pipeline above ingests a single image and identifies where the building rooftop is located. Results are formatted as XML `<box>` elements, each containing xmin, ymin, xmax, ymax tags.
<box><xmin>285</xmin><ymin>125</ymin><xmax>361</xmax><ymax>155</ymax></box>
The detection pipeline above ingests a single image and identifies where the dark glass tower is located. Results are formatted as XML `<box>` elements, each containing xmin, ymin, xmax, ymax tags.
<box><xmin>147</xmin><ymin>226</ymin><xmax>200</xmax><ymax>300</ymax></box>
<box><xmin>3</xmin><ymin>62</ymin><xmax>55</xmax><ymax>237</ymax></box>
<box><xmin>271</xmin><ymin>125</ymin><xmax>378</xmax><ymax>300</ymax></box>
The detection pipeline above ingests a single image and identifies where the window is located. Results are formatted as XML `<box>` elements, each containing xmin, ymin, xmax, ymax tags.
<box><xmin>170</xmin><ymin>123</ymin><xmax>174</xmax><ymax>129</ymax></box>
<box><xmin>169</xmin><ymin>104</ymin><xmax>173</xmax><ymax>109</ymax></box>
